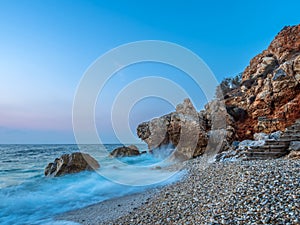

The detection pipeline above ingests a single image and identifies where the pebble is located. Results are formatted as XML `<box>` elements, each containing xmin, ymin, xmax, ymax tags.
<box><xmin>107</xmin><ymin>159</ymin><xmax>300</xmax><ymax>225</ymax></box>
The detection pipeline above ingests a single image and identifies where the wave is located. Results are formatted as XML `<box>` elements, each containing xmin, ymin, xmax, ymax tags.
<box><xmin>0</xmin><ymin>144</ymin><xmax>184</xmax><ymax>224</ymax></box>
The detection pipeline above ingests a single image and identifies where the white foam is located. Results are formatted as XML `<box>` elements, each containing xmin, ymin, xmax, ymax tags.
<box><xmin>0</xmin><ymin>154</ymin><xmax>183</xmax><ymax>225</ymax></box>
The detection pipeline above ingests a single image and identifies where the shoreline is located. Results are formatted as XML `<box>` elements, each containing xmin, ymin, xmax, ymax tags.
<box><xmin>55</xmin><ymin>189</ymin><xmax>158</xmax><ymax>224</ymax></box>
<box><xmin>55</xmin><ymin>159</ymin><xmax>194</xmax><ymax>224</ymax></box>
<box><xmin>57</xmin><ymin>157</ymin><xmax>300</xmax><ymax>224</ymax></box>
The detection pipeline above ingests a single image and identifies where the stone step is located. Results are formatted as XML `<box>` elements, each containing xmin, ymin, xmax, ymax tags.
<box><xmin>248</xmin><ymin>147</ymin><xmax>288</xmax><ymax>153</ymax></box>
<box><xmin>254</xmin><ymin>144</ymin><xmax>288</xmax><ymax>150</ymax></box>
<box><xmin>288</xmin><ymin>124</ymin><xmax>300</xmax><ymax>129</ymax></box>
<box><xmin>281</xmin><ymin>133</ymin><xmax>300</xmax><ymax>137</ymax></box>
<box><xmin>265</xmin><ymin>140</ymin><xmax>291</xmax><ymax>145</ymax></box>
<box><xmin>242</xmin><ymin>155</ymin><xmax>283</xmax><ymax>161</ymax></box>
<box><xmin>286</xmin><ymin>129</ymin><xmax>300</xmax><ymax>133</ymax></box>
<box><xmin>279</xmin><ymin>136</ymin><xmax>300</xmax><ymax>141</ymax></box>
<box><xmin>288</xmin><ymin>126</ymin><xmax>300</xmax><ymax>130</ymax></box>
<box><xmin>284</xmin><ymin>129</ymin><xmax>300</xmax><ymax>133</ymax></box>
<box><xmin>244</xmin><ymin>151</ymin><xmax>288</xmax><ymax>158</ymax></box>
<box><xmin>283</xmin><ymin>131</ymin><xmax>300</xmax><ymax>136</ymax></box>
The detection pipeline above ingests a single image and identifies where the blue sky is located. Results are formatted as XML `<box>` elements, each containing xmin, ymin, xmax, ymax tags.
<box><xmin>0</xmin><ymin>0</ymin><xmax>299</xmax><ymax>144</ymax></box>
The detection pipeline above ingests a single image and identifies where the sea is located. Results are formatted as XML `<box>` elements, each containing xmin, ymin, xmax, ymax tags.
<box><xmin>0</xmin><ymin>144</ymin><xmax>183</xmax><ymax>225</ymax></box>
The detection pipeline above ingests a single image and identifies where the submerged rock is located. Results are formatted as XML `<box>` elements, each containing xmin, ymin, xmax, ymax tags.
<box><xmin>45</xmin><ymin>152</ymin><xmax>100</xmax><ymax>177</ymax></box>
<box><xmin>110</xmin><ymin>145</ymin><xmax>144</xmax><ymax>157</ymax></box>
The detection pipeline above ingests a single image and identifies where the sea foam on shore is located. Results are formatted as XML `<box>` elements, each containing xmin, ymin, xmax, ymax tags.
<box><xmin>0</xmin><ymin>144</ymin><xmax>184</xmax><ymax>225</ymax></box>
<box><xmin>58</xmin><ymin>157</ymin><xmax>300</xmax><ymax>225</ymax></box>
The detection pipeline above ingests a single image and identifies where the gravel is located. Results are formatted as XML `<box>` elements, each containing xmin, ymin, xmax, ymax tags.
<box><xmin>107</xmin><ymin>158</ymin><xmax>300</xmax><ymax>225</ymax></box>
<box><xmin>57</xmin><ymin>157</ymin><xmax>300</xmax><ymax>225</ymax></box>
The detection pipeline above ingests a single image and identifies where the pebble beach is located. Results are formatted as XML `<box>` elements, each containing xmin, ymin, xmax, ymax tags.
<box><xmin>58</xmin><ymin>158</ymin><xmax>300</xmax><ymax>225</ymax></box>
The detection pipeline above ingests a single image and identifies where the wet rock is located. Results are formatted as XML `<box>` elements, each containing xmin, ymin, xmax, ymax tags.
<box><xmin>137</xmin><ymin>99</ymin><xmax>209</xmax><ymax>160</ymax></box>
<box><xmin>45</xmin><ymin>152</ymin><xmax>100</xmax><ymax>177</ymax></box>
<box><xmin>110</xmin><ymin>145</ymin><xmax>142</xmax><ymax>157</ymax></box>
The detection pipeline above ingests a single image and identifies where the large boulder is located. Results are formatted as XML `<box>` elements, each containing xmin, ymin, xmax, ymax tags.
<box><xmin>137</xmin><ymin>99</ymin><xmax>209</xmax><ymax>160</ymax></box>
<box><xmin>137</xmin><ymin>98</ymin><xmax>235</xmax><ymax>160</ymax></box>
<box><xmin>109</xmin><ymin>145</ymin><xmax>143</xmax><ymax>157</ymax></box>
<box><xmin>45</xmin><ymin>152</ymin><xmax>100</xmax><ymax>177</ymax></box>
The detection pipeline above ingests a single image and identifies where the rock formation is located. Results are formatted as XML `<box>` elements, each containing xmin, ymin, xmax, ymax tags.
<box><xmin>109</xmin><ymin>145</ymin><xmax>145</xmax><ymax>157</ymax></box>
<box><xmin>45</xmin><ymin>152</ymin><xmax>100</xmax><ymax>177</ymax></box>
<box><xmin>137</xmin><ymin>24</ymin><xmax>300</xmax><ymax>160</ymax></box>
<box><xmin>225</xmin><ymin>25</ymin><xmax>300</xmax><ymax>140</ymax></box>
<box><xmin>138</xmin><ymin>99</ymin><xmax>210</xmax><ymax>160</ymax></box>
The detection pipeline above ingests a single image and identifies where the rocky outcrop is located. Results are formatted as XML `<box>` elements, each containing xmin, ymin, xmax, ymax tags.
<box><xmin>225</xmin><ymin>25</ymin><xmax>300</xmax><ymax>140</ymax></box>
<box><xmin>109</xmin><ymin>145</ymin><xmax>145</xmax><ymax>157</ymax></box>
<box><xmin>137</xmin><ymin>98</ymin><xmax>236</xmax><ymax>160</ymax></box>
<box><xmin>137</xmin><ymin>25</ymin><xmax>300</xmax><ymax>160</ymax></box>
<box><xmin>45</xmin><ymin>152</ymin><xmax>100</xmax><ymax>177</ymax></box>
<box><xmin>137</xmin><ymin>99</ymin><xmax>209</xmax><ymax>160</ymax></box>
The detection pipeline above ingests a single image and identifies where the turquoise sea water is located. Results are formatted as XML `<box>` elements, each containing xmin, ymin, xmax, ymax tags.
<box><xmin>0</xmin><ymin>144</ymin><xmax>182</xmax><ymax>224</ymax></box>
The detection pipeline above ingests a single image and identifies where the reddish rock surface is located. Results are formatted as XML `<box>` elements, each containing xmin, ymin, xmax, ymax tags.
<box><xmin>226</xmin><ymin>24</ymin><xmax>300</xmax><ymax>140</ymax></box>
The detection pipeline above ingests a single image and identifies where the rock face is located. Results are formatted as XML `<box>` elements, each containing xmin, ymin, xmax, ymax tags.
<box><xmin>137</xmin><ymin>25</ymin><xmax>300</xmax><ymax>159</ymax></box>
<box><xmin>225</xmin><ymin>25</ymin><xmax>300</xmax><ymax>140</ymax></box>
<box><xmin>138</xmin><ymin>99</ymin><xmax>211</xmax><ymax>160</ymax></box>
<box><xmin>45</xmin><ymin>152</ymin><xmax>100</xmax><ymax>177</ymax></box>
<box><xmin>109</xmin><ymin>145</ymin><xmax>143</xmax><ymax>157</ymax></box>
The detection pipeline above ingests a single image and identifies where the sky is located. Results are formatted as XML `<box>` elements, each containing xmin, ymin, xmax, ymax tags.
<box><xmin>0</xmin><ymin>0</ymin><xmax>299</xmax><ymax>144</ymax></box>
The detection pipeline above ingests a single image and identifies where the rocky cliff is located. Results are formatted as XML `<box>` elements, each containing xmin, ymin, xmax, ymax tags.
<box><xmin>226</xmin><ymin>25</ymin><xmax>300</xmax><ymax>140</ymax></box>
<box><xmin>137</xmin><ymin>24</ymin><xmax>300</xmax><ymax>159</ymax></box>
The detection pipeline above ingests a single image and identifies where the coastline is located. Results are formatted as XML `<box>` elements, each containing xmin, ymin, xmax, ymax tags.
<box><xmin>56</xmin><ymin>189</ymin><xmax>158</xmax><ymax>225</ymax></box>
<box><xmin>57</xmin><ymin>157</ymin><xmax>300</xmax><ymax>224</ymax></box>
